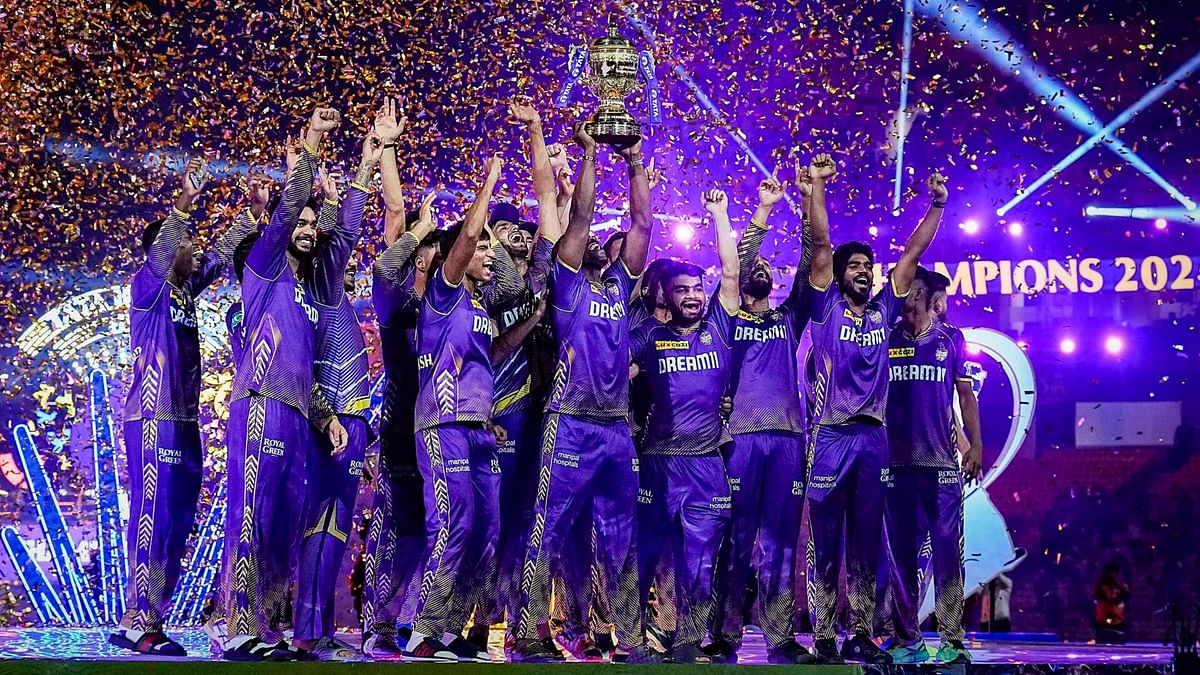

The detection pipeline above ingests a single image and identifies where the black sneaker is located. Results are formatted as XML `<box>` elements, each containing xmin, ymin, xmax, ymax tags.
<box><xmin>701</xmin><ymin>639</ymin><xmax>737</xmax><ymax>664</ymax></box>
<box><xmin>401</xmin><ymin>636</ymin><xmax>456</xmax><ymax>662</ymax></box>
<box><xmin>841</xmin><ymin>632</ymin><xmax>893</xmax><ymax>665</ymax></box>
<box><xmin>507</xmin><ymin>637</ymin><xmax>564</xmax><ymax>663</ymax></box>
<box><xmin>446</xmin><ymin>636</ymin><xmax>494</xmax><ymax>662</ymax></box>
<box><xmin>813</xmin><ymin>637</ymin><xmax>845</xmax><ymax>664</ymax></box>
<box><xmin>595</xmin><ymin>632</ymin><xmax>617</xmax><ymax>654</ymax></box>
<box><xmin>362</xmin><ymin>630</ymin><xmax>403</xmax><ymax>659</ymax></box>
<box><xmin>768</xmin><ymin>639</ymin><xmax>815</xmax><ymax>665</ymax></box>
<box><xmin>541</xmin><ymin>636</ymin><xmax>566</xmax><ymax>660</ymax></box>
<box><xmin>671</xmin><ymin>642</ymin><xmax>711</xmax><ymax>664</ymax></box>
<box><xmin>646</xmin><ymin>623</ymin><xmax>674</xmax><ymax>652</ymax></box>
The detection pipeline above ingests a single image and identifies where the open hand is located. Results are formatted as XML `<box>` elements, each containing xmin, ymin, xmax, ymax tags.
<box><xmin>181</xmin><ymin>157</ymin><xmax>208</xmax><ymax>197</ymax></box>
<box><xmin>507</xmin><ymin>96</ymin><xmax>541</xmax><ymax>127</ymax></box>
<box><xmin>374</xmin><ymin>96</ymin><xmax>406</xmax><ymax>142</ymax></box>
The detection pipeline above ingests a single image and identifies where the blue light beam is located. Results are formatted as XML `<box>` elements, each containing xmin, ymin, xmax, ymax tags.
<box><xmin>11</xmin><ymin>423</ymin><xmax>100</xmax><ymax>624</ymax></box>
<box><xmin>1</xmin><ymin>526</ymin><xmax>69</xmax><ymax>624</ymax></box>
<box><xmin>89</xmin><ymin>369</ymin><xmax>128</xmax><ymax>624</ymax></box>
<box><xmin>1084</xmin><ymin>204</ymin><xmax>1200</xmax><ymax>224</ymax></box>
<box><xmin>915</xmin><ymin>0</ymin><xmax>1194</xmax><ymax>211</ymax></box>
<box><xmin>999</xmin><ymin>50</ymin><xmax>1200</xmax><ymax>215</ymax></box>
<box><xmin>892</xmin><ymin>0</ymin><xmax>916</xmax><ymax>215</ymax></box>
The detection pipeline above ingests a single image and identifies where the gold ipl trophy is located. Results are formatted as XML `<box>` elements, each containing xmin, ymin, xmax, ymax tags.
<box><xmin>556</xmin><ymin>21</ymin><xmax>661</xmax><ymax>144</ymax></box>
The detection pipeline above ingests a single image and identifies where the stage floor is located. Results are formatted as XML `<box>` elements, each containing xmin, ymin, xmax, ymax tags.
<box><xmin>0</xmin><ymin>627</ymin><xmax>1176</xmax><ymax>673</ymax></box>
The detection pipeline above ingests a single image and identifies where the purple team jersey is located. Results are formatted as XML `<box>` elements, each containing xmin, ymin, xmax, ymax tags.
<box><xmin>545</xmin><ymin>257</ymin><xmax>639</xmax><ymax>419</ymax></box>
<box><xmin>886</xmin><ymin>321</ymin><xmax>971</xmax><ymax>468</ymax></box>
<box><xmin>631</xmin><ymin>291</ymin><xmax>738</xmax><ymax>455</ymax></box>
<box><xmin>229</xmin><ymin>146</ymin><xmax>324</xmax><ymax>417</ymax></box>
<box><xmin>126</xmin><ymin>207</ymin><xmax>255</xmax><ymax>423</ymax></box>
<box><xmin>414</xmin><ymin>267</ymin><xmax>496</xmax><ymax>430</ymax></box>
<box><xmin>226</xmin><ymin>301</ymin><xmax>245</xmax><ymax>364</ymax></box>
<box><xmin>805</xmin><ymin>279</ymin><xmax>906</xmax><ymax>426</ymax></box>
<box><xmin>727</xmin><ymin>304</ymin><xmax>807</xmax><ymax>435</ymax></box>
<box><xmin>492</xmin><ymin>237</ymin><xmax>554</xmax><ymax>417</ymax></box>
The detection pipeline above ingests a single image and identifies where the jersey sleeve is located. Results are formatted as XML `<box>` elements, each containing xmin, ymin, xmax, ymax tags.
<box><xmin>783</xmin><ymin>216</ymin><xmax>814</xmax><ymax>334</ymax></box>
<box><xmin>481</xmin><ymin>241</ymin><xmax>525</xmax><ymax>311</ymax></box>
<box><xmin>603</xmin><ymin>258</ymin><xmax>640</xmax><ymax>305</ymax></box>
<box><xmin>529</xmin><ymin>237</ymin><xmax>555</xmax><ymax>294</ymax></box>
<box><xmin>425</xmin><ymin>265</ymin><xmax>466</xmax><ymax>315</ymax></box>
<box><xmin>247</xmin><ymin>145</ymin><xmax>317</xmax><ymax>280</ymax></box>
<box><xmin>549</xmin><ymin>257</ymin><xmax>587</xmax><ymax>313</ymax></box>
<box><xmin>312</xmin><ymin>185</ymin><xmax>369</xmax><ymax>305</ymax></box>
<box><xmin>629</xmin><ymin>322</ymin><xmax>652</xmax><ymax>370</ymax></box>
<box><xmin>951</xmin><ymin>327</ymin><xmax>972</xmax><ymax>382</ymax></box>
<box><xmin>372</xmin><ymin>232</ymin><xmax>421</xmax><ymax>326</ymax></box>
<box><xmin>706</xmin><ymin>287</ymin><xmax>738</xmax><ymax>348</ymax></box>
<box><xmin>190</xmin><ymin>207</ymin><xmax>259</xmax><ymax>296</ymax></box>
<box><xmin>873</xmin><ymin>275</ymin><xmax>908</xmax><ymax>324</ymax></box>
<box><xmin>803</xmin><ymin>281</ymin><xmax>839</xmax><ymax>326</ymax></box>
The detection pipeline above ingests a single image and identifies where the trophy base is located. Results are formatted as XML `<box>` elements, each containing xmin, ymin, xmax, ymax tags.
<box><xmin>586</xmin><ymin>113</ymin><xmax>641</xmax><ymax>146</ymax></box>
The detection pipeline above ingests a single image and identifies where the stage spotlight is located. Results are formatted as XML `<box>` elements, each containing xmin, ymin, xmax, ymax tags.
<box><xmin>1059</xmin><ymin>337</ymin><xmax>1077</xmax><ymax>355</ymax></box>
<box><xmin>1104</xmin><ymin>335</ymin><xmax>1124</xmax><ymax>355</ymax></box>
<box><xmin>868</xmin><ymin>225</ymin><xmax>879</xmax><ymax>237</ymax></box>
<box><xmin>960</xmin><ymin>219</ymin><xmax>980</xmax><ymax>235</ymax></box>
<box><xmin>966</xmin><ymin>343</ymin><xmax>982</xmax><ymax>356</ymax></box>
<box><xmin>673</xmin><ymin>223</ymin><xmax>695</xmax><ymax>243</ymax></box>
<box><xmin>1154</xmin><ymin>218</ymin><xmax>1168</xmax><ymax>230</ymax></box>
<box><xmin>1008</xmin><ymin>222</ymin><xmax>1024</xmax><ymax>236</ymax></box>
<box><xmin>914</xmin><ymin>0</ymin><xmax>1194</xmax><ymax>212</ymax></box>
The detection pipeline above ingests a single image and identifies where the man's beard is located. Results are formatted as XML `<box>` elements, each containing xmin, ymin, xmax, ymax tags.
<box><xmin>744</xmin><ymin>275</ymin><xmax>772</xmax><ymax>299</ymax></box>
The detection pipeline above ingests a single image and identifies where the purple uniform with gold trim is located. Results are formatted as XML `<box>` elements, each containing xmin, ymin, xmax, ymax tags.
<box><xmin>295</xmin><ymin>185</ymin><xmax>373</xmax><ymax>642</ymax></box>
<box><xmin>885</xmin><ymin>321</ymin><xmax>970</xmax><ymax>645</ymax></box>
<box><xmin>363</xmin><ymin>231</ymin><xmax>426</xmax><ymax>636</ymax></box>
<box><xmin>488</xmin><ymin>237</ymin><xmax>553</xmax><ymax>628</ymax></box>
<box><xmin>121</xmin><ymin>205</ymin><xmax>255</xmax><ymax>633</ymax></box>
<box><xmin>410</xmin><ymin>266</ymin><xmax>499</xmax><ymax>639</ymax></box>
<box><xmin>804</xmin><ymin>278</ymin><xmax>906</xmax><ymax>640</ymax></box>
<box><xmin>221</xmin><ymin>145</ymin><xmax>331</xmax><ymax>643</ymax></box>
<box><xmin>629</xmin><ymin>291</ymin><xmax>736</xmax><ymax>648</ymax></box>
<box><xmin>712</xmin><ymin>220</ymin><xmax>812</xmax><ymax>650</ymax></box>
<box><xmin>513</xmin><ymin>257</ymin><xmax>645</xmax><ymax>648</ymax></box>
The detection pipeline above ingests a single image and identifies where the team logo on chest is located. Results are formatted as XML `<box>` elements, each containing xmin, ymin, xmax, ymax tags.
<box><xmin>936</xmin><ymin>344</ymin><xmax>949</xmax><ymax>362</ymax></box>
<box><xmin>868</xmin><ymin>309</ymin><xmax>882</xmax><ymax>324</ymax></box>
<box><xmin>700</xmin><ymin>330</ymin><xmax>712</xmax><ymax>345</ymax></box>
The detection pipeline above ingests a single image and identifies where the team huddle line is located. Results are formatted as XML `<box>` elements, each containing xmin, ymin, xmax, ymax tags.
<box><xmin>114</xmin><ymin>98</ymin><xmax>982</xmax><ymax>666</ymax></box>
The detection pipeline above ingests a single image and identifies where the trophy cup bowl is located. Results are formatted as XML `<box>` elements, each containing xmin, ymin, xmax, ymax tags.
<box><xmin>581</xmin><ymin>25</ymin><xmax>642</xmax><ymax>145</ymax></box>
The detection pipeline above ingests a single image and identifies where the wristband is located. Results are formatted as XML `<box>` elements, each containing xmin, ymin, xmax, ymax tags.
<box><xmin>582</xmin><ymin>154</ymin><xmax>596</xmax><ymax>162</ymax></box>
<box><xmin>749</xmin><ymin>219</ymin><xmax>768</xmax><ymax>229</ymax></box>
<box><xmin>383</xmin><ymin>143</ymin><xmax>397</xmax><ymax>149</ymax></box>
<box><xmin>172</xmin><ymin>206</ymin><xmax>192</xmax><ymax>218</ymax></box>
<box><xmin>302</xmin><ymin>142</ymin><xmax>319</xmax><ymax>156</ymax></box>
<box><xmin>931</xmin><ymin>199</ymin><xmax>947</xmax><ymax>208</ymax></box>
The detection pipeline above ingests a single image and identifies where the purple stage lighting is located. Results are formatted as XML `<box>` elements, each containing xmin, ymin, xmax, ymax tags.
<box><xmin>1008</xmin><ymin>222</ymin><xmax>1024</xmax><ymax>236</ymax></box>
<box><xmin>961</xmin><ymin>219</ymin><xmax>980</xmax><ymax>235</ymax></box>
<box><xmin>868</xmin><ymin>225</ymin><xmax>879</xmax><ymax>237</ymax></box>
<box><xmin>1104</xmin><ymin>335</ymin><xmax>1125</xmax><ymax>355</ymax></box>
<box><xmin>673</xmin><ymin>223</ymin><xmax>695</xmax><ymax>243</ymax></box>
<box><xmin>1154</xmin><ymin>218</ymin><xmax>1168</xmax><ymax>230</ymax></box>
<box><xmin>1060</xmin><ymin>337</ymin><xmax>1077</xmax><ymax>355</ymax></box>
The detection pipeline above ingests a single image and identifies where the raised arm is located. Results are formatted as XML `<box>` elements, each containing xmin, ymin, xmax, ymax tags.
<box><xmin>704</xmin><ymin>189</ymin><xmax>740</xmax><ymax>313</ymax></box>
<box><xmin>376</xmin><ymin>97</ymin><xmax>408</xmax><ymax>246</ymax></box>
<box><xmin>509</xmin><ymin>99</ymin><xmax>562</xmax><ymax>244</ymax></box>
<box><xmin>481</xmin><ymin>237</ymin><xmax>526</xmax><ymax>309</ymax></box>
<box><xmin>444</xmin><ymin>155</ymin><xmax>502</xmax><ymax>286</ymax></box>
<box><xmin>146</xmin><ymin>157</ymin><xmax>208</xmax><ymax>279</ymax></box>
<box><xmin>616</xmin><ymin>140</ymin><xmax>652</xmax><ymax>275</ymax></box>
<box><xmin>314</xmin><ymin>133</ymin><xmax>380</xmax><ymax>304</ymax></box>
<box><xmin>248</xmin><ymin>108</ymin><xmax>339</xmax><ymax>279</ymax></box>
<box><xmin>737</xmin><ymin>170</ymin><xmax>786</xmax><ymax>281</ymax></box>
<box><xmin>891</xmin><ymin>173</ymin><xmax>948</xmax><ymax>296</ymax></box>
<box><xmin>315</xmin><ymin>167</ymin><xmax>341</xmax><ymax>234</ymax></box>
<box><xmin>783</xmin><ymin>168</ymin><xmax>814</xmax><ymax>318</ymax></box>
<box><xmin>805</xmin><ymin>153</ymin><xmax>837</xmax><ymax>290</ymax></box>
<box><xmin>557</xmin><ymin>124</ymin><xmax>597</xmax><ymax>270</ymax></box>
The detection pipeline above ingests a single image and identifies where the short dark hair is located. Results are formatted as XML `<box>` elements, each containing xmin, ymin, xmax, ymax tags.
<box><xmin>233</xmin><ymin>232</ymin><xmax>261</xmax><ymax>283</ymax></box>
<box><xmin>832</xmin><ymin>241</ymin><xmax>874</xmax><ymax>285</ymax></box>
<box><xmin>663</xmin><ymin>260</ymin><xmax>705</xmax><ymax>286</ymax></box>
<box><xmin>417</xmin><ymin>229</ymin><xmax>445</xmax><ymax>253</ymax></box>
<box><xmin>141</xmin><ymin>218</ymin><xmax>167</xmax><ymax>254</ymax></box>
<box><xmin>441</xmin><ymin>221</ymin><xmax>490</xmax><ymax>257</ymax></box>
<box><xmin>926</xmin><ymin>269</ymin><xmax>951</xmax><ymax>297</ymax></box>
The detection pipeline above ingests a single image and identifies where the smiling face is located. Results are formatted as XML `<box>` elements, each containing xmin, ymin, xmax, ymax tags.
<box><xmin>841</xmin><ymin>252</ymin><xmax>873</xmax><ymax>304</ymax></box>
<box><xmin>505</xmin><ymin>227</ymin><xmax>532</xmax><ymax>260</ymax></box>
<box><xmin>465</xmin><ymin>237</ymin><xmax>497</xmax><ymax>284</ymax></box>
<box><xmin>343</xmin><ymin>257</ymin><xmax>358</xmax><ymax>293</ymax></box>
<box><xmin>289</xmin><ymin>206</ymin><xmax>319</xmax><ymax>258</ymax></box>
<box><xmin>744</xmin><ymin>254</ymin><xmax>773</xmax><ymax>300</ymax></box>
<box><xmin>583</xmin><ymin>235</ymin><xmax>608</xmax><ymax>271</ymax></box>
<box><xmin>666</xmin><ymin>272</ymin><xmax>705</xmax><ymax>324</ymax></box>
